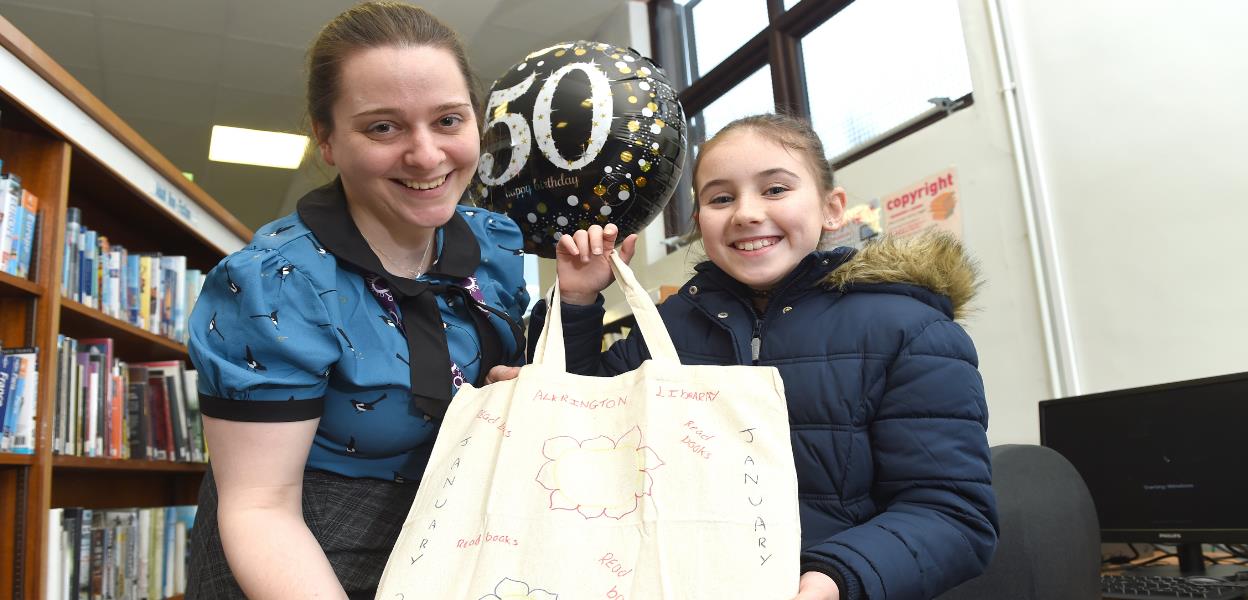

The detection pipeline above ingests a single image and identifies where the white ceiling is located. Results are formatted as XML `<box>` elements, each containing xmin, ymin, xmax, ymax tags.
<box><xmin>0</xmin><ymin>0</ymin><xmax>633</xmax><ymax>231</ymax></box>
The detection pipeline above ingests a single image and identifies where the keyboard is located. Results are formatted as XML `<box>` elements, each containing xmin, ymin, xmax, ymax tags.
<box><xmin>1102</xmin><ymin>574</ymin><xmax>1247</xmax><ymax>599</ymax></box>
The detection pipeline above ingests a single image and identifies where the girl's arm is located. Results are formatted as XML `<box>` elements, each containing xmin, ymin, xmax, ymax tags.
<box><xmin>498</xmin><ymin>224</ymin><xmax>649</xmax><ymax>379</ymax></box>
<box><xmin>523</xmin><ymin>294</ymin><xmax>655</xmax><ymax>377</ymax></box>
<box><xmin>205</xmin><ymin>416</ymin><xmax>348</xmax><ymax>599</ymax></box>
<box><xmin>802</xmin><ymin>319</ymin><xmax>998</xmax><ymax>599</ymax></box>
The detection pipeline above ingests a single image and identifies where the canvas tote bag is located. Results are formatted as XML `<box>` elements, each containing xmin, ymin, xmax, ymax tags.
<box><xmin>376</xmin><ymin>253</ymin><xmax>800</xmax><ymax>599</ymax></box>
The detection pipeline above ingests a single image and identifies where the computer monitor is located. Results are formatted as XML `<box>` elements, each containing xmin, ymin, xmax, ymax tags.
<box><xmin>1039</xmin><ymin>371</ymin><xmax>1248</xmax><ymax>575</ymax></box>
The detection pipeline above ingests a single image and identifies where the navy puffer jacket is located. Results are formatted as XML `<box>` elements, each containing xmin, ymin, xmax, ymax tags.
<box><xmin>530</xmin><ymin>234</ymin><xmax>998</xmax><ymax>600</ymax></box>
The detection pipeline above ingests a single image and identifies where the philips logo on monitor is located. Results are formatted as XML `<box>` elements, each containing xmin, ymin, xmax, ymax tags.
<box><xmin>1157</xmin><ymin>533</ymin><xmax>1183</xmax><ymax>540</ymax></box>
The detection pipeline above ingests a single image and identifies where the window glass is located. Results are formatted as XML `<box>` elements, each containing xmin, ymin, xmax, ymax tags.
<box><xmin>696</xmin><ymin>66</ymin><xmax>775</xmax><ymax>143</ymax></box>
<box><xmin>523</xmin><ymin>254</ymin><xmax>540</xmax><ymax>317</ymax></box>
<box><xmin>676</xmin><ymin>0</ymin><xmax>770</xmax><ymax>79</ymax></box>
<box><xmin>802</xmin><ymin>0</ymin><xmax>972</xmax><ymax>158</ymax></box>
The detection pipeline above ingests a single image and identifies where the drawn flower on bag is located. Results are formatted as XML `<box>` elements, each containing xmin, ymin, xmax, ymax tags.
<box><xmin>479</xmin><ymin>577</ymin><xmax>558</xmax><ymax>600</ymax></box>
<box><xmin>535</xmin><ymin>426</ymin><xmax>664</xmax><ymax>519</ymax></box>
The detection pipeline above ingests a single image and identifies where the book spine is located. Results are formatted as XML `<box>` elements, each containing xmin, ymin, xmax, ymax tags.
<box><xmin>53</xmin><ymin>335</ymin><xmax>65</xmax><ymax>455</ymax></box>
<box><xmin>11</xmin><ymin>352</ymin><xmax>38</xmax><ymax>453</ymax></box>
<box><xmin>106</xmin><ymin>247</ymin><xmax>122</xmax><ymax>319</ymax></box>
<box><xmin>81</xmin><ymin>229</ymin><xmax>97</xmax><ymax>308</ymax></box>
<box><xmin>77</xmin><ymin>508</ymin><xmax>92</xmax><ymax>600</ymax></box>
<box><xmin>71</xmin><ymin>342</ymin><xmax>83</xmax><ymax>456</ymax></box>
<box><xmin>88</xmin><ymin>512</ymin><xmax>103</xmax><ymax>600</ymax></box>
<box><xmin>63</xmin><ymin>207</ymin><xmax>81</xmax><ymax>296</ymax></box>
<box><xmin>0</xmin><ymin>355</ymin><xmax>13</xmax><ymax>448</ymax></box>
<box><xmin>0</xmin><ymin>175</ymin><xmax>23</xmax><ymax>274</ymax></box>
<box><xmin>172</xmin><ymin>255</ymin><xmax>187</xmax><ymax>343</ymax></box>
<box><xmin>138</xmin><ymin>256</ymin><xmax>151</xmax><ymax>333</ymax></box>
<box><xmin>17</xmin><ymin>189</ymin><xmax>37</xmax><ymax>278</ymax></box>
<box><xmin>0</xmin><ymin>176</ymin><xmax>14</xmax><ymax>275</ymax></box>
<box><xmin>74</xmin><ymin>225</ymin><xmax>86</xmax><ymax>303</ymax></box>
<box><xmin>79</xmin><ymin>354</ymin><xmax>96</xmax><ymax>457</ymax></box>
<box><xmin>149</xmin><ymin>254</ymin><xmax>163</xmax><ymax>335</ymax></box>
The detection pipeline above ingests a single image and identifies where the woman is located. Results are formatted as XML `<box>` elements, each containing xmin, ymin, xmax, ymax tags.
<box><xmin>526</xmin><ymin>113</ymin><xmax>998</xmax><ymax>599</ymax></box>
<box><xmin>185</xmin><ymin>3</ymin><xmax>528</xmax><ymax>598</ymax></box>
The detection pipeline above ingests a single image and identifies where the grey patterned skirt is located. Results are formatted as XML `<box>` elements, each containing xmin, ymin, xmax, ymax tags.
<box><xmin>186</xmin><ymin>466</ymin><xmax>419</xmax><ymax>599</ymax></box>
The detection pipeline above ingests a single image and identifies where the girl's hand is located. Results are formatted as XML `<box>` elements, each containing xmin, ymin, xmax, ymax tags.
<box><xmin>484</xmin><ymin>365</ymin><xmax>520</xmax><ymax>385</ymax></box>
<box><xmin>555</xmin><ymin>224</ymin><xmax>638</xmax><ymax>305</ymax></box>
<box><xmin>791</xmin><ymin>571</ymin><xmax>841</xmax><ymax>600</ymax></box>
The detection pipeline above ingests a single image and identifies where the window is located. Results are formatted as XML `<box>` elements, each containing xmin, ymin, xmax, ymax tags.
<box><xmin>804</xmin><ymin>0</ymin><xmax>973</xmax><ymax>159</ymax></box>
<box><xmin>675</xmin><ymin>0</ymin><xmax>770</xmax><ymax>79</ymax></box>
<box><xmin>652</xmin><ymin>0</ymin><xmax>974</xmax><ymax>237</ymax></box>
<box><xmin>694</xmin><ymin>67</ymin><xmax>775</xmax><ymax>143</ymax></box>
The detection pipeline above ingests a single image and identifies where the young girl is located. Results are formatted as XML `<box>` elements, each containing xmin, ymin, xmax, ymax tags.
<box><xmin>518</xmin><ymin>113</ymin><xmax>999</xmax><ymax>600</ymax></box>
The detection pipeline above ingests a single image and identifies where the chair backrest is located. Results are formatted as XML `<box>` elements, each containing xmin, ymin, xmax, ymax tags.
<box><xmin>935</xmin><ymin>444</ymin><xmax>1101</xmax><ymax>600</ymax></box>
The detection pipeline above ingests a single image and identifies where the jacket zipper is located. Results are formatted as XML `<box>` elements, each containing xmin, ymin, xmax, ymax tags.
<box><xmin>750</xmin><ymin>318</ymin><xmax>764</xmax><ymax>365</ymax></box>
<box><xmin>715</xmin><ymin>253</ymin><xmax>830</xmax><ymax>366</ymax></box>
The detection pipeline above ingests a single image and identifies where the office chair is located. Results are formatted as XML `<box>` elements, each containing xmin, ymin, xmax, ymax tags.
<box><xmin>935</xmin><ymin>444</ymin><xmax>1101</xmax><ymax>600</ymax></box>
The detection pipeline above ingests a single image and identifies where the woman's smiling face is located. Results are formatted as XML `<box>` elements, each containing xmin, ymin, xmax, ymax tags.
<box><xmin>695</xmin><ymin>129</ymin><xmax>844</xmax><ymax>290</ymax></box>
<box><xmin>318</xmin><ymin>44</ymin><xmax>480</xmax><ymax>231</ymax></box>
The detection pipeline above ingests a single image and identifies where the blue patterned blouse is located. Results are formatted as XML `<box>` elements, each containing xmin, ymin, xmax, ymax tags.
<box><xmin>188</xmin><ymin>179</ymin><xmax>529</xmax><ymax>481</ymax></box>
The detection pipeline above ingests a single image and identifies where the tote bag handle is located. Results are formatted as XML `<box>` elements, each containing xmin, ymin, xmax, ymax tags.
<box><xmin>532</xmin><ymin>251</ymin><xmax>681</xmax><ymax>370</ymax></box>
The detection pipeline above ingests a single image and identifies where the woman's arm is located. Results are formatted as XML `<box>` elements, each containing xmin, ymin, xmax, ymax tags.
<box><xmin>205</xmin><ymin>416</ymin><xmax>348</xmax><ymax>600</ymax></box>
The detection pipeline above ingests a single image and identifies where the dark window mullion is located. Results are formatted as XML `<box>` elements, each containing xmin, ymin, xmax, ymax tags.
<box><xmin>769</xmin><ymin>30</ymin><xmax>808</xmax><ymax>117</ymax></box>
<box><xmin>677</xmin><ymin>27</ymin><xmax>771</xmax><ymax>116</ymax></box>
<box><xmin>766</xmin><ymin>0</ymin><xmax>785</xmax><ymax>20</ymax></box>
<box><xmin>774</xmin><ymin>0</ymin><xmax>856</xmax><ymax>38</ymax></box>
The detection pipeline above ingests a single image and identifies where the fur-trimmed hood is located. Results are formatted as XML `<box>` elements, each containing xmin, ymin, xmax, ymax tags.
<box><xmin>824</xmin><ymin>232</ymin><xmax>981</xmax><ymax>321</ymax></box>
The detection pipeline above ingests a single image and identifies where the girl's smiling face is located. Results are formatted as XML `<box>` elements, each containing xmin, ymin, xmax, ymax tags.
<box><xmin>694</xmin><ymin>129</ymin><xmax>845</xmax><ymax>291</ymax></box>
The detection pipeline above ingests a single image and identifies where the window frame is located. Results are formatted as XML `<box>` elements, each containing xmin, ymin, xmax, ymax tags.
<box><xmin>648</xmin><ymin>0</ymin><xmax>974</xmax><ymax>239</ymax></box>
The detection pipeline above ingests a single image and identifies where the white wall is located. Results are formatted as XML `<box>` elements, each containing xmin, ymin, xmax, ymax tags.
<box><xmin>1002</xmin><ymin>0</ymin><xmax>1248</xmax><ymax>395</ymax></box>
<box><xmin>541</xmin><ymin>0</ymin><xmax>1248</xmax><ymax>445</ymax></box>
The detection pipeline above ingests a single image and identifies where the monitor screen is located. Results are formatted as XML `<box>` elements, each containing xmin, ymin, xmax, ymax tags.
<box><xmin>1039</xmin><ymin>371</ymin><xmax>1248</xmax><ymax>545</ymax></box>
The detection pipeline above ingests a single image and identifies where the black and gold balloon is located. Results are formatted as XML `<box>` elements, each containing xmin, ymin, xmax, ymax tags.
<box><xmin>471</xmin><ymin>41</ymin><xmax>687</xmax><ymax>258</ymax></box>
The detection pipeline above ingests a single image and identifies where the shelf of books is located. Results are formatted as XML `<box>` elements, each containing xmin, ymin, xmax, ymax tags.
<box><xmin>0</xmin><ymin>15</ymin><xmax>252</xmax><ymax>599</ymax></box>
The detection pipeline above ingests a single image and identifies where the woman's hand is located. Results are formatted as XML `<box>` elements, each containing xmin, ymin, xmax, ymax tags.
<box><xmin>556</xmin><ymin>224</ymin><xmax>637</xmax><ymax>305</ymax></box>
<box><xmin>791</xmin><ymin>571</ymin><xmax>841</xmax><ymax>600</ymax></box>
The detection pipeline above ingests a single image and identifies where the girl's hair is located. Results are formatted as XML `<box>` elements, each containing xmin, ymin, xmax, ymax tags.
<box><xmin>692</xmin><ymin>113</ymin><xmax>835</xmax><ymax>202</ymax></box>
<box><xmin>306</xmin><ymin>1</ymin><xmax>479</xmax><ymax>140</ymax></box>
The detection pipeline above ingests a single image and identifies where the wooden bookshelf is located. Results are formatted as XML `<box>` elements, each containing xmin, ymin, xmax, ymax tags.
<box><xmin>52</xmin><ymin>460</ymin><xmax>205</xmax><ymax>510</ymax></box>
<box><xmin>0</xmin><ymin>15</ymin><xmax>250</xmax><ymax>599</ymax></box>
<box><xmin>0</xmin><ymin>452</ymin><xmax>35</xmax><ymax>466</ymax></box>
<box><xmin>0</xmin><ymin>270</ymin><xmax>42</xmax><ymax>297</ymax></box>
<box><xmin>52</xmin><ymin>455</ymin><xmax>207</xmax><ymax>473</ymax></box>
<box><xmin>59</xmin><ymin>298</ymin><xmax>189</xmax><ymax>361</ymax></box>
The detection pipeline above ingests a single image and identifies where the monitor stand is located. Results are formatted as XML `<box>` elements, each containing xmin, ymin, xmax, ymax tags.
<box><xmin>1129</xmin><ymin>543</ymin><xmax>1247</xmax><ymax>578</ymax></box>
